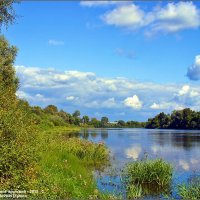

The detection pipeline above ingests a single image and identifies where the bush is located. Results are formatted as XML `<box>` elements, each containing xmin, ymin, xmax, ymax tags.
<box><xmin>0</xmin><ymin>36</ymin><xmax>38</xmax><ymax>190</ymax></box>
<box><xmin>123</xmin><ymin>159</ymin><xmax>173</xmax><ymax>198</ymax></box>
<box><xmin>0</xmin><ymin>101</ymin><xmax>38</xmax><ymax>190</ymax></box>
<box><xmin>49</xmin><ymin>115</ymin><xmax>66</xmax><ymax>126</ymax></box>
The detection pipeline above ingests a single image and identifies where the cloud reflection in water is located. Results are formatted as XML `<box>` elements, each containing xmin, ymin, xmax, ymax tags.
<box><xmin>125</xmin><ymin>145</ymin><xmax>142</xmax><ymax>160</ymax></box>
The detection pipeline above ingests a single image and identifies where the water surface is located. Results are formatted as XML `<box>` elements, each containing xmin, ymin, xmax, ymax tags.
<box><xmin>77</xmin><ymin>128</ymin><xmax>200</xmax><ymax>198</ymax></box>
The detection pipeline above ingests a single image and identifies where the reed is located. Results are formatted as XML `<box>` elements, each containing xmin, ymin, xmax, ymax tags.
<box><xmin>178</xmin><ymin>183</ymin><xmax>200</xmax><ymax>200</ymax></box>
<box><xmin>123</xmin><ymin>158</ymin><xmax>173</xmax><ymax>198</ymax></box>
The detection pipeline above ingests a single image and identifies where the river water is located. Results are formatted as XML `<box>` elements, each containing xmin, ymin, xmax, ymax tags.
<box><xmin>77</xmin><ymin>128</ymin><xmax>200</xmax><ymax>198</ymax></box>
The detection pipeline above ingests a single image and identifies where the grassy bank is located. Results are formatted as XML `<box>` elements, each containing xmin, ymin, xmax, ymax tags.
<box><xmin>31</xmin><ymin>126</ymin><xmax>112</xmax><ymax>199</ymax></box>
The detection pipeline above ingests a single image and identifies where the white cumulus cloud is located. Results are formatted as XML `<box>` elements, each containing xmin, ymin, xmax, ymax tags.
<box><xmin>124</xmin><ymin>95</ymin><xmax>142</xmax><ymax>109</ymax></box>
<box><xmin>102</xmin><ymin>2</ymin><xmax>200</xmax><ymax>35</ymax></box>
<box><xmin>150</xmin><ymin>102</ymin><xmax>185</xmax><ymax>110</ymax></box>
<box><xmin>66</xmin><ymin>96</ymin><xmax>79</xmax><ymax>101</ymax></box>
<box><xmin>102</xmin><ymin>4</ymin><xmax>148</xmax><ymax>28</ymax></box>
<box><xmin>14</xmin><ymin>65</ymin><xmax>200</xmax><ymax>120</ymax></box>
<box><xmin>178</xmin><ymin>85</ymin><xmax>190</xmax><ymax>96</ymax></box>
<box><xmin>150</xmin><ymin>2</ymin><xmax>200</xmax><ymax>34</ymax></box>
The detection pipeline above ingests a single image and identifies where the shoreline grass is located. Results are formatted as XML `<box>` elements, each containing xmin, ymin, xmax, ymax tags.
<box><xmin>123</xmin><ymin>158</ymin><xmax>173</xmax><ymax>199</ymax></box>
<box><xmin>178</xmin><ymin>178</ymin><xmax>200</xmax><ymax>200</ymax></box>
<box><xmin>30</xmin><ymin>126</ymin><xmax>111</xmax><ymax>199</ymax></box>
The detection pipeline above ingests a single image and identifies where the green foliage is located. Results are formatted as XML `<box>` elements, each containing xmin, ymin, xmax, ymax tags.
<box><xmin>63</xmin><ymin>138</ymin><xmax>109</xmax><ymax>168</ymax></box>
<box><xmin>0</xmin><ymin>35</ymin><xmax>18</xmax><ymax>94</ymax></box>
<box><xmin>126</xmin><ymin>184</ymin><xmax>142</xmax><ymax>199</ymax></box>
<box><xmin>123</xmin><ymin>159</ymin><xmax>173</xmax><ymax>198</ymax></box>
<box><xmin>146</xmin><ymin>108</ymin><xmax>200</xmax><ymax>129</ymax></box>
<box><xmin>44</xmin><ymin>104</ymin><xmax>58</xmax><ymax>115</ymax></box>
<box><xmin>58</xmin><ymin>109</ymin><xmax>70</xmax><ymax>123</ymax></box>
<box><xmin>0</xmin><ymin>102</ymin><xmax>38</xmax><ymax>190</ymax></box>
<box><xmin>82</xmin><ymin>115</ymin><xmax>89</xmax><ymax>124</ymax></box>
<box><xmin>73</xmin><ymin>110</ymin><xmax>81</xmax><ymax>118</ymax></box>
<box><xmin>90</xmin><ymin>117</ymin><xmax>101</xmax><ymax>128</ymax></box>
<box><xmin>178</xmin><ymin>183</ymin><xmax>200</xmax><ymax>200</ymax></box>
<box><xmin>29</xmin><ymin>102</ymin><xmax>146</xmax><ymax>129</ymax></box>
<box><xmin>33</xmin><ymin>127</ymin><xmax>110</xmax><ymax>199</ymax></box>
<box><xmin>0</xmin><ymin>0</ymin><xmax>17</xmax><ymax>29</ymax></box>
<box><xmin>0</xmin><ymin>36</ymin><xmax>37</xmax><ymax>190</ymax></box>
<box><xmin>101</xmin><ymin>116</ymin><xmax>109</xmax><ymax>127</ymax></box>
<box><xmin>48</xmin><ymin>115</ymin><xmax>66</xmax><ymax>126</ymax></box>
<box><xmin>126</xmin><ymin>120</ymin><xmax>146</xmax><ymax>128</ymax></box>
<box><xmin>117</xmin><ymin>120</ymin><xmax>126</xmax><ymax>127</ymax></box>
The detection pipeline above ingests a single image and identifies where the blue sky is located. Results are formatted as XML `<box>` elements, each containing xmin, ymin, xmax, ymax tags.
<box><xmin>3</xmin><ymin>1</ymin><xmax>200</xmax><ymax>121</ymax></box>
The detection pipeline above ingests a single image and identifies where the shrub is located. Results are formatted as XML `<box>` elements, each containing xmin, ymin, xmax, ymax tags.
<box><xmin>0</xmin><ymin>101</ymin><xmax>38</xmax><ymax>190</ymax></box>
<box><xmin>49</xmin><ymin>115</ymin><xmax>66</xmax><ymax>126</ymax></box>
<box><xmin>123</xmin><ymin>159</ymin><xmax>173</xmax><ymax>198</ymax></box>
<box><xmin>0</xmin><ymin>36</ymin><xmax>38</xmax><ymax>190</ymax></box>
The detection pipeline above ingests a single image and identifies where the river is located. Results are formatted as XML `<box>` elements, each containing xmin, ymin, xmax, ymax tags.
<box><xmin>76</xmin><ymin>128</ymin><xmax>200</xmax><ymax>199</ymax></box>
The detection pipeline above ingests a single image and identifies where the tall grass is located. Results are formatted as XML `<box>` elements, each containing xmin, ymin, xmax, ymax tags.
<box><xmin>63</xmin><ymin>138</ymin><xmax>109</xmax><ymax>168</ymax></box>
<box><xmin>123</xmin><ymin>158</ymin><xmax>173</xmax><ymax>198</ymax></box>
<box><xmin>178</xmin><ymin>181</ymin><xmax>200</xmax><ymax>200</ymax></box>
<box><xmin>178</xmin><ymin>185</ymin><xmax>200</xmax><ymax>200</ymax></box>
<box><xmin>31</xmin><ymin>127</ymin><xmax>111</xmax><ymax>199</ymax></box>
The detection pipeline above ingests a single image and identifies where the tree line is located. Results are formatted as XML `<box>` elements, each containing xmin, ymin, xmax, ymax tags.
<box><xmin>28</xmin><ymin>104</ymin><xmax>146</xmax><ymax>128</ymax></box>
<box><xmin>29</xmin><ymin>104</ymin><xmax>200</xmax><ymax>130</ymax></box>
<box><xmin>146</xmin><ymin>108</ymin><xmax>200</xmax><ymax>130</ymax></box>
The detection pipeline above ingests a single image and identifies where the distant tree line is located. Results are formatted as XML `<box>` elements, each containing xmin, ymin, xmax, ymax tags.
<box><xmin>24</xmin><ymin>104</ymin><xmax>145</xmax><ymax>128</ymax></box>
<box><xmin>30</xmin><ymin>105</ymin><xmax>200</xmax><ymax>130</ymax></box>
<box><xmin>146</xmin><ymin>108</ymin><xmax>200</xmax><ymax>130</ymax></box>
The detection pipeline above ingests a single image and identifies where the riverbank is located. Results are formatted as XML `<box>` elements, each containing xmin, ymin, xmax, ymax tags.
<box><xmin>31</xmin><ymin>126</ymin><xmax>115</xmax><ymax>199</ymax></box>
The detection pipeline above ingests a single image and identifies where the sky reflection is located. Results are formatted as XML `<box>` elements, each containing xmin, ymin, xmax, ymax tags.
<box><xmin>79</xmin><ymin>128</ymin><xmax>200</xmax><ymax>173</ymax></box>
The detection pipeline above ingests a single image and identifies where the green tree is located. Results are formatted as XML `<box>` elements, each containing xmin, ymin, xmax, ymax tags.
<box><xmin>118</xmin><ymin>120</ymin><xmax>126</xmax><ymax>127</ymax></box>
<box><xmin>32</xmin><ymin>106</ymin><xmax>44</xmax><ymax>116</ymax></box>
<box><xmin>146</xmin><ymin>108</ymin><xmax>200</xmax><ymax>130</ymax></box>
<box><xmin>74</xmin><ymin>117</ymin><xmax>81</xmax><ymax>126</ymax></box>
<box><xmin>58</xmin><ymin>109</ymin><xmax>70</xmax><ymax>123</ymax></box>
<box><xmin>90</xmin><ymin>118</ymin><xmax>100</xmax><ymax>128</ymax></box>
<box><xmin>73</xmin><ymin>110</ymin><xmax>81</xmax><ymax>118</ymax></box>
<box><xmin>69</xmin><ymin>115</ymin><xmax>75</xmax><ymax>124</ymax></box>
<box><xmin>101</xmin><ymin>116</ymin><xmax>109</xmax><ymax>127</ymax></box>
<box><xmin>44</xmin><ymin>105</ymin><xmax>58</xmax><ymax>115</ymax></box>
<box><xmin>82</xmin><ymin>115</ymin><xmax>89</xmax><ymax>124</ymax></box>
<box><xmin>0</xmin><ymin>0</ymin><xmax>17</xmax><ymax>28</ymax></box>
<box><xmin>0</xmin><ymin>36</ymin><xmax>37</xmax><ymax>189</ymax></box>
<box><xmin>0</xmin><ymin>35</ymin><xmax>18</xmax><ymax>109</ymax></box>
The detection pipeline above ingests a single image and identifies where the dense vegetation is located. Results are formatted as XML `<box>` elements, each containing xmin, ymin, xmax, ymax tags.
<box><xmin>178</xmin><ymin>181</ymin><xmax>200</xmax><ymax>200</ymax></box>
<box><xmin>146</xmin><ymin>108</ymin><xmax>200</xmax><ymax>129</ymax></box>
<box><xmin>0</xmin><ymin>34</ymin><xmax>38</xmax><ymax>190</ymax></box>
<box><xmin>28</xmin><ymin>104</ymin><xmax>146</xmax><ymax>129</ymax></box>
<box><xmin>123</xmin><ymin>159</ymin><xmax>173</xmax><ymax>199</ymax></box>
<box><xmin>30</xmin><ymin>104</ymin><xmax>200</xmax><ymax>130</ymax></box>
<box><xmin>33</xmin><ymin>128</ymin><xmax>112</xmax><ymax>199</ymax></box>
